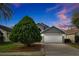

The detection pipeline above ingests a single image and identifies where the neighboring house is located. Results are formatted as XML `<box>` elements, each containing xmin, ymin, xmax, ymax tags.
<box><xmin>41</xmin><ymin>26</ymin><xmax>65</xmax><ymax>43</ymax></box>
<box><xmin>37</xmin><ymin>23</ymin><xmax>49</xmax><ymax>32</ymax></box>
<box><xmin>64</xmin><ymin>27</ymin><xmax>79</xmax><ymax>43</ymax></box>
<box><xmin>0</xmin><ymin>25</ymin><xmax>12</xmax><ymax>42</ymax></box>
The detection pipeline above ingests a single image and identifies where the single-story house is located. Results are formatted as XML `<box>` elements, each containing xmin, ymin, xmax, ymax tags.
<box><xmin>41</xmin><ymin>26</ymin><xmax>65</xmax><ymax>43</ymax></box>
<box><xmin>64</xmin><ymin>27</ymin><xmax>79</xmax><ymax>43</ymax></box>
<box><xmin>0</xmin><ymin>25</ymin><xmax>12</xmax><ymax>42</ymax></box>
<box><xmin>1</xmin><ymin>23</ymin><xmax>78</xmax><ymax>43</ymax></box>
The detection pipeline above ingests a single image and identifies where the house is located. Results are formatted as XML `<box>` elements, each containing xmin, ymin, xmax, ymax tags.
<box><xmin>64</xmin><ymin>27</ymin><xmax>79</xmax><ymax>43</ymax></box>
<box><xmin>1</xmin><ymin>23</ymin><xmax>78</xmax><ymax>43</ymax></box>
<box><xmin>37</xmin><ymin>23</ymin><xmax>49</xmax><ymax>32</ymax></box>
<box><xmin>41</xmin><ymin>26</ymin><xmax>65</xmax><ymax>43</ymax></box>
<box><xmin>0</xmin><ymin>25</ymin><xmax>12</xmax><ymax>42</ymax></box>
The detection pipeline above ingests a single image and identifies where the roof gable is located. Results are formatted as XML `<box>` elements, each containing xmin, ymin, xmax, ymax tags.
<box><xmin>0</xmin><ymin>25</ymin><xmax>12</xmax><ymax>32</ymax></box>
<box><xmin>37</xmin><ymin>23</ymin><xmax>49</xmax><ymax>31</ymax></box>
<box><xmin>65</xmin><ymin>28</ymin><xmax>79</xmax><ymax>35</ymax></box>
<box><xmin>41</xmin><ymin>26</ymin><xmax>65</xmax><ymax>34</ymax></box>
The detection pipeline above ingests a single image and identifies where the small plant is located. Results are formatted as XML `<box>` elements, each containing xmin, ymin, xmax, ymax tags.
<box><xmin>9</xmin><ymin>16</ymin><xmax>42</xmax><ymax>47</ymax></box>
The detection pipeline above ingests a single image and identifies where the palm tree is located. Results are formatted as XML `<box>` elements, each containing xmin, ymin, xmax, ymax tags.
<box><xmin>0</xmin><ymin>3</ymin><xmax>13</xmax><ymax>20</ymax></box>
<box><xmin>0</xmin><ymin>3</ymin><xmax>13</xmax><ymax>42</ymax></box>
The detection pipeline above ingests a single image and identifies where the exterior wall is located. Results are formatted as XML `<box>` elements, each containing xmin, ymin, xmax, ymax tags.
<box><xmin>0</xmin><ymin>29</ymin><xmax>10</xmax><ymax>42</ymax></box>
<box><xmin>37</xmin><ymin>25</ymin><xmax>45</xmax><ymax>31</ymax></box>
<box><xmin>64</xmin><ymin>34</ymin><xmax>75</xmax><ymax>43</ymax></box>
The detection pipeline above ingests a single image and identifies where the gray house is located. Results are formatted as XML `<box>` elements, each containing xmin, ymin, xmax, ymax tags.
<box><xmin>0</xmin><ymin>25</ymin><xmax>12</xmax><ymax>42</ymax></box>
<box><xmin>41</xmin><ymin>26</ymin><xmax>65</xmax><ymax>43</ymax></box>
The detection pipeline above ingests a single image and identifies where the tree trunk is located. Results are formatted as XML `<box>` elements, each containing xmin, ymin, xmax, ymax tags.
<box><xmin>27</xmin><ymin>44</ymin><xmax>32</xmax><ymax>47</ymax></box>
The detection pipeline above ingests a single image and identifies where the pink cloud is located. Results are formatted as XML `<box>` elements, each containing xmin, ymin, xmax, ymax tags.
<box><xmin>58</xmin><ymin>13</ymin><xmax>67</xmax><ymax>20</ymax></box>
<box><xmin>46</xmin><ymin>3</ymin><xmax>79</xmax><ymax>30</ymax></box>
<box><xmin>57</xmin><ymin>7</ymin><xmax>68</xmax><ymax>20</ymax></box>
<box><xmin>56</xmin><ymin>6</ymin><xmax>71</xmax><ymax>29</ymax></box>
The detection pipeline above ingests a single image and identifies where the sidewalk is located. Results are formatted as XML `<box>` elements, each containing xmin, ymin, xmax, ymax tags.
<box><xmin>0</xmin><ymin>51</ymin><xmax>43</xmax><ymax>56</ymax></box>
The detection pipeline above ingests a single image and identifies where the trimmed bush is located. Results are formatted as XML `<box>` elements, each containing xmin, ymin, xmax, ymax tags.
<box><xmin>75</xmin><ymin>35</ymin><xmax>79</xmax><ymax>43</ymax></box>
<box><xmin>9</xmin><ymin>16</ymin><xmax>42</xmax><ymax>46</ymax></box>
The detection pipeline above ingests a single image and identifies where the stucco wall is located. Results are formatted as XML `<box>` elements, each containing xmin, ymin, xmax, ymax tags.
<box><xmin>0</xmin><ymin>29</ymin><xmax>10</xmax><ymax>42</ymax></box>
<box><xmin>64</xmin><ymin>34</ymin><xmax>75</xmax><ymax>43</ymax></box>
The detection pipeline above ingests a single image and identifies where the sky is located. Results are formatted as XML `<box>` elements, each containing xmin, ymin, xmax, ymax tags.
<box><xmin>0</xmin><ymin>3</ymin><xmax>79</xmax><ymax>30</ymax></box>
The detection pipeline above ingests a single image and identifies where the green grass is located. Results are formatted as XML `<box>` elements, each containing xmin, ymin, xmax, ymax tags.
<box><xmin>70</xmin><ymin>43</ymin><xmax>79</xmax><ymax>49</ymax></box>
<box><xmin>0</xmin><ymin>42</ymin><xmax>22</xmax><ymax>52</ymax></box>
<box><xmin>0</xmin><ymin>42</ymin><xmax>41</xmax><ymax>52</ymax></box>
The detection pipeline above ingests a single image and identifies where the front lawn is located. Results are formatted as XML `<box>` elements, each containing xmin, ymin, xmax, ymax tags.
<box><xmin>70</xmin><ymin>43</ymin><xmax>79</xmax><ymax>49</ymax></box>
<box><xmin>0</xmin><ymin>42</ymin><xmax>42</xmax><ymax>52</ymax></box>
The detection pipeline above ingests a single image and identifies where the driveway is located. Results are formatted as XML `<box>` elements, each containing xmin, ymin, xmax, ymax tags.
<box><xmin>43</xmin><ymin>43</ymin><xmax>79</xmax><ymax>56</ymax></box>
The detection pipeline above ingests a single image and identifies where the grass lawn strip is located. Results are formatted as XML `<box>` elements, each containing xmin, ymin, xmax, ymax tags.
<box><xmin>0</xmin><ymin>42</ymin><xmax>42</xmax><ymax>52</ymax></box>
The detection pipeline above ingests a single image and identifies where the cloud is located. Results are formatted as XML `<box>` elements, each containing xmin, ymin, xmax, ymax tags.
<box><xmin>58</xmin><ymin>13</ymin><xmax>67</xmax><ymax>20</ymax></box>
<box><xmin>57</xmin><ymin>7</ymin><xmax>68</xmax><ymax>20</ymax></box>
<box><xmin>46</xmin><ymin>5</ymin><xmax>60</xmax><ymax>12</ymax></box>
<box><xmin>46</xmin><ymin>4</ymin><xmax>79</xmax><ymax>30</ymax></box>
<box><xmin>54</xmin><ymin>18</ymin><xmax>71</xmax><ymax>30</ymax></box>
<box><xmin>55</xmin><ymin>5</ymin><xmax>73</xmax><ymax>29</ymax></box>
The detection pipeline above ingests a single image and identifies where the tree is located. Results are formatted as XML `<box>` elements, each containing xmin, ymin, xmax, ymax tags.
<box><xmin>72</xmin><ymin>10</ymin><xmax>79</xmax><ymax>28</ymax></box>
<box><xmin>0</xmin><ymin>3</ymin><xmax>13</xmax><ymax>20</ymax></box>
<box><xmin>9</xmin><ymin>16</ymin><xmax>42</xmax><ymax>46</ymax></box>
<box><xmin>72</xmin><ymin>10</ymin><xmax>79</xmax><ymax>43</ymax></box>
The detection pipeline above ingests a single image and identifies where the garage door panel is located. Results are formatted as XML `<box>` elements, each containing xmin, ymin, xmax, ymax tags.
<box><xmin>44</xmin><ymin>35</ymin><xmax>62</xmax><ymax>43</ymax></box>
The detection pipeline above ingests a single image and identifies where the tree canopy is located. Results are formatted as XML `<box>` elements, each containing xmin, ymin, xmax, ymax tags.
<box><xmin>0</xmin><ymin>3</ymin><xmax>13</xmax><ymax>20</ymax></box>
<box><xmin>72</xmin><ymin>10</ymin><xmax>79</xmax><ymax>28</ymax></box>
<box><xmin>9</xmin><ymin>16</ymin><xmax>42</xmax><ymax>46</ymax></box>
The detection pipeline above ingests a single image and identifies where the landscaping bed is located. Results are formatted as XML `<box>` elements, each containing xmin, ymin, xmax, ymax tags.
<box><xmin>0</xmin><ymin>42</ymin><xmax>43</xmax><ymax>52</ymax></box>
<box><xmin>70</xmin><ymin>43</ymin><xmax>79</xmax><ymax>49</ymax></box>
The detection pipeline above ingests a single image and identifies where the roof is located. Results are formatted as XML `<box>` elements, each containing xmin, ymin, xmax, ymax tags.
<box><xmin>41</xmin><ymin>26</ymin><xmax>65</xmax><ymax>34</ymax></box>
<box><xmin>0</xmin><ymin>25</ymin><xmax>12</xmax><ymax>32</ymax></box>
<box><xmin>64</xmin><ymin>27</ymin><xmax>79</xmax><ymax>35</ymax></box>
<box><xmin>37</xmin><ymin>23</ymin><xmax>49</xmax><ymax>29</ymax></box>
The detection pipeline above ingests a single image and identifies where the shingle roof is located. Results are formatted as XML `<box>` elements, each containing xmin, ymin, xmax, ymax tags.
<box><xmin>37</xmin><ymin>23</ymin><xmax>49</xmax><ymax>29</ymax></box>
<box><xmin>0</xmin><ymin>25</ymin><xmax>12</xmax><ymax>32</ymax></box>
<box><xmin>64</xmin><ymin>27</ymin><xmax>79</xmax><ymax>35</ymax></box>
<box><xmin>41</xmin><ymin>26</ymin><xmax>65</xmax><ymax>34</ymax></box>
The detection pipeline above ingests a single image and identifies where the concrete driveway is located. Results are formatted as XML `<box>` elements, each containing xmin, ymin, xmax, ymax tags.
<box><xmin>43</xmin><ymin>43</ymin><xmax>79</xmax><ymax>56</ymax></box>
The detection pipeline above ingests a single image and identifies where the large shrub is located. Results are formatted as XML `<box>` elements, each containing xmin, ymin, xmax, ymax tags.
<box><xmin>9</xmin><ymin>16</ymin><xmax>42</xmax><ymax>46</ymax></box>
<box><xmin>75</xmin><ymin>35</ymin><xmax>79</xmax><ymax>43</ymax></box>
<box><xmin>72</xmin><ymin>10</ymin><xmax>79</xmax><ymax>28</ymax></box>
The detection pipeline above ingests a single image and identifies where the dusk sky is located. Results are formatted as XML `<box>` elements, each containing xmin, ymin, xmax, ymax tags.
<box><xmin>0</xmin><ymin>3</ymin><xmax>79</xmax><ymax>29</ymax></box>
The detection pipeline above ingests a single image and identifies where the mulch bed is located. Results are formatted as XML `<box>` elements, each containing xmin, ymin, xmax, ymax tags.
<box><xmin>8</xmin><ymin>44</ymin><xmax>43</xmax><ymax>52</ymax></box>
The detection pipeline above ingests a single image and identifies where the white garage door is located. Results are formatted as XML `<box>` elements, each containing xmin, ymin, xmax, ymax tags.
<box><xmin>43</xmin><ymin>34</ymin><xmax>63</xmax><ymax>43</ymax></box>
